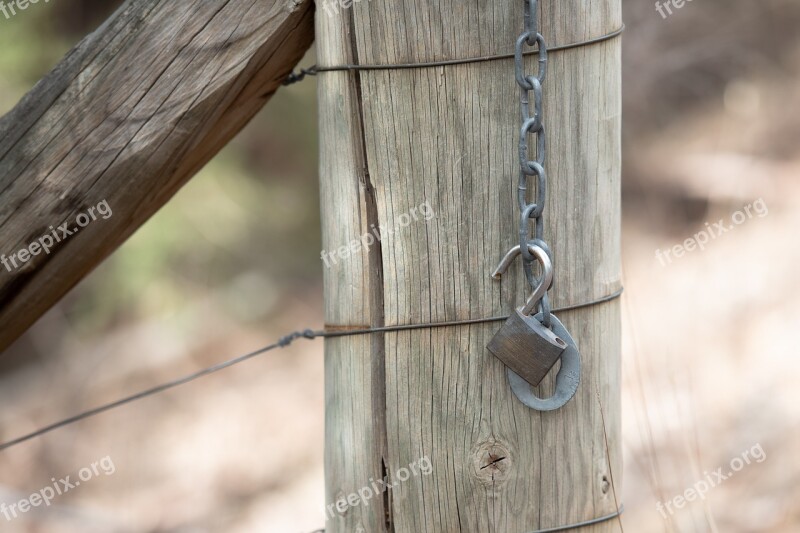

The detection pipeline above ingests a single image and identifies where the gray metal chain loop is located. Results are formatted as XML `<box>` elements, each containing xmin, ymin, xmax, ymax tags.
<box><xmin>515</xmin><ymin>0</ymin><xmax>553</xmax><ymax>326</ymax></box>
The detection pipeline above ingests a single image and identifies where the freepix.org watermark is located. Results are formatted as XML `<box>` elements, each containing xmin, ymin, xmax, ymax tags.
<box><xmin>0</xmin><ymin>0</ymin><xmax>51</xmax><ymax>21</ymax></box>
<box><xmin>656</xmin><ymin>443</ymin><xmax>766</xmax><ymax>519</ymax></box>
<box><xmin>655</xmin><ymin>0</ymin><xmax>694</xmax><ymax>19</ymax></box>
<box><xmin>321</xmin><ymin>200</ymin><xmax>435</xmax><ymax>268</ymax></box>
<box><xmin>1</xmin><ymin>456</ymin><xmax>116</xmax><ymax>522</ymax></box>
<box><xmin>324</xmin><ymin>456</ymin><xmax>433</xmax><ymax>522</ymax></box>
<box><xmin>1</xmin><ymin>199</ymin><xmax>112</xmax><ymax>274</ymax></box>
<box><xmin>655</xmin><ymin>198</ymin><xmax>767</xmax><ymax>266</ymax></box>
<box><xmin>319</xmin><ymin>0</ymin><xmax>371</xmax><ymax>18</ymax></box>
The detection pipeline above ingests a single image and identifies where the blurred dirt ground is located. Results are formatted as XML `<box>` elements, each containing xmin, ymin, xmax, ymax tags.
<box><xmin>1</xmin><ymin>1</ymin><xmax>799</xmax><ymax>532</ymax></box>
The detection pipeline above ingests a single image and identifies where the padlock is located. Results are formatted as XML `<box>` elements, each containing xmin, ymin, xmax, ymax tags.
<box><xmin>506</xmin><ymin>312</ymin><xmax>581</xmax><ymax>411</ymax></box>
<box><xmin>487</xmin><ymin>242</ymin><xmax>566</xmax><ymax>387</ymax></box>
<box><xmin>487</xmin><ymin>308</ymin><xmax>566</xmax><ymax>386</ymax></box>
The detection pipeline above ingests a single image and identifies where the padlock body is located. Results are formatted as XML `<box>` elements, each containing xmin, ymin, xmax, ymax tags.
<box><xmin>487</xmin><ymin>308</ymin><xmax>566</xmax><ymax>386</ymax></box>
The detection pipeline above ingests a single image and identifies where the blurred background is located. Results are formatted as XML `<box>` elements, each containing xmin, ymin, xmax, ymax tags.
<box><xmin>0</xmin><ymin>0</ymin><xmax>798</xmax><ymax>531</ymax></box>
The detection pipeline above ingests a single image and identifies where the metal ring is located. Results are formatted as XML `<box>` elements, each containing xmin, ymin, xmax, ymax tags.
<box><xmin>523</xmin><ymin>260</ymin><xmax>538</xmax><ymax>289</ymax></box>
<box><xmin>519</xmin><ymin>204</ymin><xmax>544</xmax><ymax>261</ymax></box>
<box><xmin>530</xmin><ymin>162</ymin><xmax>546</xmax><ymax>211</ymax></box>
<box><xmin>523</xmin><ymin>0</ymin><xmax>539</xmax><ymax>40</ymax></box>
<box><xmin>534</xmin><ymin>124</ymin><xmax>546</xmax><ymax>165</ymax></box>
<box><xmin>515</xmin><ymin>32</ymin><xmax>548</xmax><ymax>88</ymax></box>
<box><xmin>538</xmin><ymin>292</ymin><xmax>552</xmax><ymax>327</ymax></box>
<box><xmin>520</xmin><ymin>118</ymin><xmax>543</xmax><ymax>172</ymax></box>
<box><xmin>519</xmin><ymin>162</ymin><xmax>546</xmax><ymax>208</ymax></box>
<box><xmin>519</xmin><ymin>127</ymin><xmax>547</xmax><ymax>171</ymax></box>
<box><xmin>532</xmin><ymin>33</ymin><xmax>548</xmax><ymax>83</ymax></box>
<box><xmin>515</xmin><ymin>32</ymin><xmax>548</xmax><ymax>89</ymax></box>
<box><xmin>519</xmin><ymin>204</ymin><xmax>538</xmax><ymax>247</ymax></box>
<box><xmin>517</xmin><ymin>171</ymin><xmax>529</xmax><ymax>212</ymax></box>
<box><xmin>533</xmin><ymin>212</ymin><xmax>544</xmax><ymax>240</ymax></box>
<box><xmin>519</xmin><ymin>76</ymin><xmax>542</xmax><ymax>128</ymax></box>
<box><xmin>507</xmin><ymin>313</ymin><xmax>580</xmax><ymax>411</ymax></box>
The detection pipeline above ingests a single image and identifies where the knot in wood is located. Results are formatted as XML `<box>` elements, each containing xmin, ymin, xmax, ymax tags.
<box><xmin>472</xmin><ymin>440</ymin><xmax>513</xmax><ymax>486</ymax></box>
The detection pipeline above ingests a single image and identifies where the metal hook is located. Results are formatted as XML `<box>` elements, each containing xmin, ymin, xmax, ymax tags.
<box><xmin>491</xmin><ymin>243</ymin><xmax>552</xmax><ymax>316</ymax></box>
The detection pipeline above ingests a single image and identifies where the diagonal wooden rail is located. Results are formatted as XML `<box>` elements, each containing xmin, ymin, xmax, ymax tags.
<box><xmin>0</xmin><ymin>0</ymin><xmax>314</xmax><ymax>352</ymax></box>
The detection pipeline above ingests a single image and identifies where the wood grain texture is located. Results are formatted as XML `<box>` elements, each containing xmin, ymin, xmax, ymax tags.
<box><xmin>0</xmin><ymin>0</ymin><xmax>314</xmax><ymax>351</ymax></box>
<box><xmin>318</xmin><ymin>1</ymin><xmax>622</xmax><ymax>531</ymax></box>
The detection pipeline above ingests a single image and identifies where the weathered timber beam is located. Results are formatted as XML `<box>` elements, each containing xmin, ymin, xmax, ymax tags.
<box><xmin>0</xmin><ymin>0</ymin><xmax>314</xmax><ymax>351</ymax></box>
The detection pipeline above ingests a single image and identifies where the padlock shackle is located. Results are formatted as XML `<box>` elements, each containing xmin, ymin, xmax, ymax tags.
<box><xmin>491</xmin><ymin>243</ymin><xmax>553</xmax><ymax>316</ymax></box>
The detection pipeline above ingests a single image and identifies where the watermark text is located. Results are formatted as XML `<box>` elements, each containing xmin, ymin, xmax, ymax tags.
<box><xmin>321</xmin><ymin>200</ymin><xmax>435</xmax><ymax>268</ymax></box>
<box><xmin>655</xmin><ymin>0</ymin><xmax>695</xmax><ymax>19</ymax></box>
<box><xmin>2</xmin><ymin>199</ymin><xmax>113</xmax><ymax>274</ymax></box>
<box><xmin>319</xmin><ymin>0</ymin><xmax>372</xmax><ymax>18</ymax></box>
<box><xmin>324</xmin><ymin>456</ymin><xmax>433</xmax><ymax>521</ymax></box>
<box><xmin>1</xmin><ymin>456</ymin><xmax>116</xmax><ymax>521</ymax></box>
<box><xmin>656</xmin><ymin>443</ymin><xmax>766</xmax><ymax>519</ymax></box>
<box><xmin>0</xmin><ymin>0</ymin><xmax>52</xmax><ymax>21</ymax></box>
<box><xmin>655</xmin><ymin>198</ymin><xmax>767</xmax><ymax>266</ymax></box>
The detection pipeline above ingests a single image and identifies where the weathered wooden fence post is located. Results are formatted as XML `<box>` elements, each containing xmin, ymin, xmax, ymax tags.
<box><xmin>318</xmin><ymin>0</ymin><xmax>622</xmax><ymax>531</ymax></box>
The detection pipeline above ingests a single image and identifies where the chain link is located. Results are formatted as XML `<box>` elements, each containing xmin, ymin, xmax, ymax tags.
<box><xmin>515</xmin><ymin>0</ymin><xmax>553</xmax><ymax>327</ymax></box>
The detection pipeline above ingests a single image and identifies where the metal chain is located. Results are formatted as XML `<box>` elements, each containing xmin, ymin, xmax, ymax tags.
<box><xmin>516</xmin><ymin>0</ymin><xmax>553</xmax><ymax>328</ymax></box>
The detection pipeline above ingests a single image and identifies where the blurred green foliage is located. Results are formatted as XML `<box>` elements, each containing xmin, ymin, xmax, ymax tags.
<box><xmin>0</xmin><ymin>4</ymin><xmax>67</xmax><ymax>110</ymax></box>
